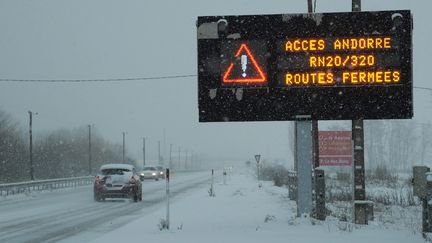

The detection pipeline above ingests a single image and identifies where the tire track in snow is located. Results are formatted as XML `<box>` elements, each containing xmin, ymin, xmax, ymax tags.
<box><xmin>0</xmin><ymin>172</ymin><xmax>212</xmax><ymax>243</ymax></box>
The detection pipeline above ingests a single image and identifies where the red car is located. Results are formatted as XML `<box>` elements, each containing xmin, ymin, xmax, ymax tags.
<box><xmin>94</xmin><ymin>164</ymin><xmax>142</xmax><ymax>202</ymax></box>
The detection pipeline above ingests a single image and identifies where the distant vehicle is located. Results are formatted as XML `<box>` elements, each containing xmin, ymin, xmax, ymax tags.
<box><xmin>93</xmin><ymin>164</ymin><xmax>142</xmax><ymax>202</ymax></box>
<box><xmin>138</xmin><ymin>166</ymin><xmax>159</xmax><ymax>181</ymax></box>
<box><xmin>156</xmin><ymin>166</ymin><xmax>166</xmax><ymax>179</ymax></box>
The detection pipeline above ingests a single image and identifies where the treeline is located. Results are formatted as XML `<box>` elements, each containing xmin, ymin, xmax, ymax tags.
<box><xmin>0</xmin><ymin>110</ymin><xmax>135</xmax><ymax>183</ymax></box>
<box><xmin>364</xmin><ymin>120</ymin><xmax>432</xmax><ymax>172</ymax></box>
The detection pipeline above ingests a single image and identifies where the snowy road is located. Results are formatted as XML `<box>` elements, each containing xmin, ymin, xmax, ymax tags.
<box><xmin>0</xmin><ymin>171</ymin><xmax>213</xmax><ymax>243</ymax></box>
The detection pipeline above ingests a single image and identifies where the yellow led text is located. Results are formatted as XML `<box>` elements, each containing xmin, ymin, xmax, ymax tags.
<box><xmin>342</xmin><ymin>71</ymin><xmax>400</xmax><ymax>84</ymax></box>
<box><xmin>333</xmin><ymin>37</ymin><xmax>391</xmax><ymax>50</ymax></box>
<box><xmin>309</xmin><ymin>55</ymin><xmax>375</xmax><ymax>68</ymax></box>
<box><xmin>285</xmin><ymin>39</ymin><xmax>326</xmax><ymax>52</ymax></box>
<box><xmin>285</xmin><ymin>72</ymin><xmax>334</xmax><ymax>86</ymax></box>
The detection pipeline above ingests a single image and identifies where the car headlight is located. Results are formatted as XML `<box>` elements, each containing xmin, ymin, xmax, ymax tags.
<box><xmin>160</xmin><ymin>172</ymin><xmax>164</xmax><ymax>175</ymax></box>
<box><xmin>152</xmin><ymin>172</ymin><xmax>156</xmax><ymax>176</ymax></box>
<box><xmin>140</xmin><ymin>173</ymin><xmax>144</xmax><ymax>176</ymax></box>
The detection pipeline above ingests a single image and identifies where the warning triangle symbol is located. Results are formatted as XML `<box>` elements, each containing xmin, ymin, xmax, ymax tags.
<box><xmin>222</xmin><ymin>43</ymin><xmax>266</xmax><ymax>83</ymax></box>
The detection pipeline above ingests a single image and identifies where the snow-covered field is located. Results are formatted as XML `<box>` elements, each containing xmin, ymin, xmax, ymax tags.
<box><xmin>91</xmin><ymin>169</ymin><xmax>425</xmax><ymax>243</ymax></box>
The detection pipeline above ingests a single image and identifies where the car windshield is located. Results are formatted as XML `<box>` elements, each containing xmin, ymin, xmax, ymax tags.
<box><xmin>143</xmin><ymin>167</ymin><xmax>156</xmax><ymax>171</ymax></box>
<box><xmin>101</xmin><ymin>168</ymin><xmax>130</xmax><ymax>175</ymax></box>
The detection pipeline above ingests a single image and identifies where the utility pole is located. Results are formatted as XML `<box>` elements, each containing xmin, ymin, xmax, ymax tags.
<box><xmin>88</xmin><ymin>125</ymin><xmax>92</xmax><ymax>175</ymax></box>
<box><xmin>28</xmin><ymin>111</ymin><xmax>37</xmax><ymax>180</ymax></box>
<box><xmin>143</xmin><ymin>137</ymin><xmax>146</xmax><ymax>168</ymax></box>
<box><xmin>158</xmin><ymin>140</ymin><xmax>161</xmax><ymax>165</ymax></box>
<box><xmin>169</xmin><ymin>144</ymin><xmax>173</xmax><ymax>169</ymax></box>
<box><xmin>184</xmin><ymin>150</ymin><xmax>188</xmax><ymax>170</ymax></box>
<box><xmin>122</xmin><ymin>132</ymin><xmax>126</xmax><ymax>164</ymax></box>
<box><xmin>163</xmin><ymin>129</ymin><xmax>166</xmax><ymax>166</ymax></box>
<box><xmin>178</xmin><ymin>147</ymin><xmax>181</xmax><ymax>170</ymax></box>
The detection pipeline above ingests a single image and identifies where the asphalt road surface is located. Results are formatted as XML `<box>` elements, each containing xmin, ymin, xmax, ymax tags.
<box><xmin>0</xmin><ymin>171</ymin><xmax>212</xmax><ymax>243</ymax></box>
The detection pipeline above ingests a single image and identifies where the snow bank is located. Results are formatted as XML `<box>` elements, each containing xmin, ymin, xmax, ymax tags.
<box><xmin>91</xmin><ymin>170</ymin><xmax>424</xmax><ymax>243</ymax></box>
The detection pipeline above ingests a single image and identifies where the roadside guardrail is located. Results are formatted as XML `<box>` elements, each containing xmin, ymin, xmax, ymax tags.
<box><xmin>0</xmin><ymin>176</ymin><xmax>94</xmax><ymax>197</ymax></box>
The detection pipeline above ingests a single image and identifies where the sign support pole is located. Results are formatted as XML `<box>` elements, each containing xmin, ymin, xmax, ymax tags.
<box><xmin>166</xmin><ymin>168</ymin><xmax>170</xmax><ymax>229</ymax></box>
<box><xmin>257</xmin><ymin>163</ymin><xmax>260</xmax><ymax>187</ymax></box>
<box><xmin>353</xmin><ymin>119</ymin><xmax>367</xmax><ymax>224</ymax></box>
<box><xmin>307</xmin><ymin>0</ymin><xmax>313</xmax><ymax>13</ymax></box>
<box><xmin>210</xmin><ymin>169</ymin><xmax>215</xmax><ymax>197</ymax></box>
<box><xmin>295</xmin><ymin>116</ymin><xmax>313</xmax><ymax>217</ymax></box>
<box><xmin>351</xmin><ymin>0</ymin><xmax>368</xmax><ymax>225</ymax></box>
<box><xmin>312</xmin><ymin>120</ymin><xmax>319</xmax><ymax>169</ymax></box>
<box><xmin>308</xmin><ymin>0</ymin><xmax>321</xmax><ymax>217</ymax></box>
<box><xmin>255</xmin><ymin>155</ymin><xmax>261</xmax><ymax>188</ymax></box>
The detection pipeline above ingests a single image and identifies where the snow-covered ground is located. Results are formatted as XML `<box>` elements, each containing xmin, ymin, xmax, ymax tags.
<box><xmin>91</xmin><ymin>169</ymin><xmax>425</xmax><ymax>243</ymax></box>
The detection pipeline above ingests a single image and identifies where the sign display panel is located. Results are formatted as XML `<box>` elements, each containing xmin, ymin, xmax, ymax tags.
<box><xmin>318</xmin><ymin>131</ymin><xmax>352</xmax><ymax>166</ymax></box>
<box><xmin>197</xmin><ymin>10</ymin><xmax>413</xmax><ymax>122</ymax></box>
<box><xmin>278</xmin><ymin>37</ymin><xmax>401</xmax><ymax>87</ymax></box>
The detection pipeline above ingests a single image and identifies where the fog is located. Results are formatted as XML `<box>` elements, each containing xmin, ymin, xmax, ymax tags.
<box><xmin>0</xmin><ymin>0</ymin><xmax>430</xmax><ymax>165</ymax></box>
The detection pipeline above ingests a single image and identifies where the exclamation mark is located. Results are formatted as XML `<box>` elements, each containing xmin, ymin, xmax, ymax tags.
<box><xmin>241</xmin><ymin>55</ymin><xmax>248</xmax><ymax>77</ymax></box>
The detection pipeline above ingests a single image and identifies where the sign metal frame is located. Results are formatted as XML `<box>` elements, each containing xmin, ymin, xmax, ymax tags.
<box><xmin>197</xmin><ymin>10</ymin><xmax>413</xmax><ymax>122</ymax></box>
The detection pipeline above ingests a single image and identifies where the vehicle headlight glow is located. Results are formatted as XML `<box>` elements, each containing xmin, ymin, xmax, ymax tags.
<box><xmin>152</xmin><ymin>172</ymin><xmax>156</xmax><ymax>176</ymax></box>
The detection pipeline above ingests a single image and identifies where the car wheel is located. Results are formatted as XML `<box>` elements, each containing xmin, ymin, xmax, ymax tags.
<box><xmin>94</xmin><ymin>193</ymin><xmax>102</xmax><ymax>202</ymax></box>
<box><xmin>133</xmin><ymin>193</ymin><xmax>139</xmax><ymax>202</ymax></box>
<box><xmin>155</xmin><ymin>178</ymin><xmax>159</xmax><ymax>181</ymax></box>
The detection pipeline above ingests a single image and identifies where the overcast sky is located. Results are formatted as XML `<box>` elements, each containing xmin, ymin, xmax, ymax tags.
<box><xmin>0</xmin><ymin>0</ymin><xmax>430</xmax><ymax>166</ymax></box>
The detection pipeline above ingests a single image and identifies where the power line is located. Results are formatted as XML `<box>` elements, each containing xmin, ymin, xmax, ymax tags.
<box><xmin>0</xmin><ymin>74</ymin><xmax>197</xmax><ymax>83</ymax></box>
<box><xmin>414</xmin><ymin>86</ymin><xmax>432</xmax><ymax>91</ymax></box>
<box><xmin>0</xmin><ymin>74</ymin><xmax>432</xmax><ymax>92</ymax></box>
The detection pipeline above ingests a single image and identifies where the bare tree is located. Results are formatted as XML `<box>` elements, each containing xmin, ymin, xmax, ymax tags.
<box><xmin>0</xmin><ymin>110</ymin><xmax>147</xmax><ymax>182</ymax></box>
<box><xmin>0</xmin><ymin>110</ymin><xmax>27</xmax><ymax>182</ymax></box>
<box><xmin>364</xmin><ymin>120</ymin><xmax>387</xmax><ymax>170</ymax></box>
<box><xmin>419</xmin><ymin>122</ymin><xmax>432</xmax><ymax>165</ymax></box>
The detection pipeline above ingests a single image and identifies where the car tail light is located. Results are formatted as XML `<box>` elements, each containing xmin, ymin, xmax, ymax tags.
<box><xmin>95</xmin><ymin>176</ymin><xmax>107</xmax><ymax>185</ymax></box>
